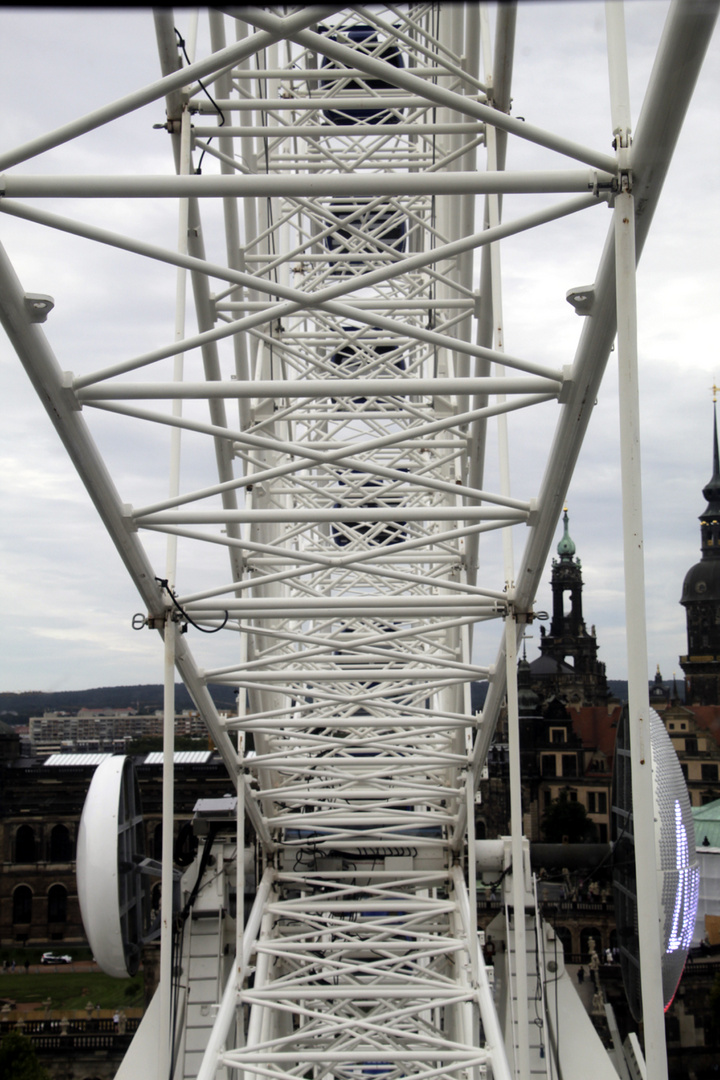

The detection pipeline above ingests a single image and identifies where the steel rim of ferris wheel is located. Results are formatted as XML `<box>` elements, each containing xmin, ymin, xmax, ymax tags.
<box><xmin>0</xmin><ymin>4</ymin><xmax>717</xmax><ymax>1080</ymax></box>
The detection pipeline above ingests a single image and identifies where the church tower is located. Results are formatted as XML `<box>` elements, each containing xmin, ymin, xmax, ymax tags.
<box><xmin>680</xmin><ymin>403</ymin><xmax>720</xmax><ymax>705</ymax></box>
<box><xmin>530</xmin><ymin>509</ymin><xmax>609</xmax><ymax>705</ymax></box>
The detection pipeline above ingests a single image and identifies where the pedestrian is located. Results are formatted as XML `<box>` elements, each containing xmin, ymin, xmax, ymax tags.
<box><xmin>113</xmin><ymin>1010</ymin><xmax>120</xmax><ymax>1032</ymax></box>
<box><xmin>483</xmin><ymin>935</ymin><xmax>496</xmax><ymax>966</ymax></box>
<box><xmin>577</xmin><ymin>965</ymin><xmax>585</xmax><ymax>985</ymax></box>
<box><xmin>10</xmin><ymin>959</ymin><xmax>15</xmax><ymax>974</ymax></box>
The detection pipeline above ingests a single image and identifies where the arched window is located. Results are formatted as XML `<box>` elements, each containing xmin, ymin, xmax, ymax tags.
<box><xmin>554</xmin><ymin>925</ymin><xmax>574</xmax><ymax>960</ymax></box>
<box><xmin>15</xmin><ymin>824</ymin><xmax>36</xmax><ymax>863</ymax></box>
<box><xmin>48</xmin><ymin>884</ymin><xmax>67</xmax><ymax>923</ymax></box>
<box><xmin>13</xmin><ymin>885</ymin><xmax>32</xmax><ymax>924</ymax></box>
<box><xmin>50</xmin><ymin>824</ymin><xmax>73</xmax><ymax>862</ymax></box>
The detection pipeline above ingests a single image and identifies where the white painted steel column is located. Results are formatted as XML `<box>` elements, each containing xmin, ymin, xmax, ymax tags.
<box><xmin>165</xmin><ymin>104</ymin><xmax>192</xmax><ymax>589</ymax></box>
<box><xmin>615</xmin><ymin>187</ymin><xmax>668</xmax><ymax>1079</ymax></box>
<box><xmin>236</xmin><ymin>745</ymin><xmax>245</xmax><ymax>977</ymax></box>
<box><xmin>197</xmin><ymin>869</ymin><xmax>275</xmax><ymax>1080</ymax></box>
<box><xmin>159</xmin><ymin>91</ymin><xmax>193</xmax><ymax>1080</ymax></box>
<box><xmin>608</xmin><ymin>5</ymin><xmax>667</xmax><ymax>1074</ymax></box>
<box><xmin>466</xmin><ymin>770</ymin><xmax>479</xmax><ymax>978</ymax></box>
<box><xmin>159</xmin><ymin>615</ymin><xmax>176</xmax><ymax>1080</ymax></box>
<box><xmin>243</xmin><ymin>908</ymin><xmax>274</xmax><ymax>1080</ymax></box>
<box><xmin>207</xmin><ymin>8</ymin><xmax>251</xmax><ymax>431</ymax></box>
<box><xmin>450</xmin><ymin>865</ymin><xmax>513</xmax><ymax>1080</ymax></box>
<box><xmin>605</xmin><ymin>3</ymin><xmax>632</xmax><ymax>147</ymax></box>
<box><xmin>486</xmin><ymin>29</ymin><xmax>529</xmax><ymax>1065</ymax></box>
<box><xmin>505</xmin><ymin>613</ymin><xmax>529</xmax><ymax>1080</ymax></box>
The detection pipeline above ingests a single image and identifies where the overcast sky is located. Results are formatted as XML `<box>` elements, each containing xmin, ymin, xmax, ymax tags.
<box><xmin>0</xmin><ymin>4</ymin><xmax>718</xmax><ymax>695</ymax></box>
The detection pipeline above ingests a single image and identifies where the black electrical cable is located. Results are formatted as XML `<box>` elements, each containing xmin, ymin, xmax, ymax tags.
<box><xmin>179</xmin><ymin>822</ymin><xmax>222</xmax><ymax>923</ymax></box>
<box><xmin>167</xmin><ymin>824</ymin><xmax>221</xmax><ymax>1080</ymax></box>
<box><xmin>155</xmin><ymin>577</ymin><xmax>229</xmax><ymax>634</ymax></box>
<box><xmin>168</xmin><ymin>911</ymin><xmax>185</xmax><ymax>1080</ymax></box>
<box><xmin>174</xmin><ymin>27</ymin><xmax>225</xmax><ymax>174</ymax></box>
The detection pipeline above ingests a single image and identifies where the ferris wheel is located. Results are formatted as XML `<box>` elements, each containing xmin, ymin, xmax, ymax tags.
<box><xmin>1</xmin><ymin>5</ymin><xmax>716</xmax><ymax>1079</ymax></box>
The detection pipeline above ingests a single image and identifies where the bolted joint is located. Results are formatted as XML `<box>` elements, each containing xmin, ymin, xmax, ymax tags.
<box><xmin>507</xmin><ymin>605</ymin><xmax>546</xmax><ymax>625</ymax></box>
<box><xmin>132</xmin><ymin>612</ymin><xmax>165</xmax><ymax>631</ymax></box>
<box><xmin>511</xmin><ymin>608</ymin><xmax>532</xmax><ymax>625</ymax></box>
<box><xmin>616</xmin><ymin>144</ymin><xmax>632</xmax><ymax>192</ymax></box>
<box><xmin>153</xmin><ymin>119</ymin><xmax>181</xmax><ymax>134</ymax></box>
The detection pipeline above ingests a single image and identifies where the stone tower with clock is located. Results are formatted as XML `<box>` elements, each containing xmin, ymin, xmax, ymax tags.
<box><xmin>680</xmin><ymin>404</ymin><xmax>720</xmax><ymax>705</ymax></box>
<box><xmin>529</xmin><ymin>509</ymin><xmax>609</xmax><ymax>706</ymax></box>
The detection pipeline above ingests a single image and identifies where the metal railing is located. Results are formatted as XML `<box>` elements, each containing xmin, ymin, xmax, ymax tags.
<box><xmin>0</xmin><ymin>1017</ymin><xmax>140</xmax><ymax>1036</ymax></box>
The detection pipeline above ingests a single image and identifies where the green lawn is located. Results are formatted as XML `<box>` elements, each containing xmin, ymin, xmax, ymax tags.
<box><xmin>0</xmin><ymin>972</ymin><xmax>143</xmax><ymax>1011</ymax></box>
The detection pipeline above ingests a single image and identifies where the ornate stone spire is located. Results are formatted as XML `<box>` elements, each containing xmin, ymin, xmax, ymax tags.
<box><xmin>532</xmin><ymin>508</ymin><xmax>609</xmax><ymax>705</ymax></box>
<box><xmin>556</xmin><ymin>507</ymin><xmax>576</xmax><ymax>560</ymax></box>
<box><xmin>700</xmin><ymin>399</ymin><xmax>720</xmax><ymax>556</ymax></box>
<box><xmin>680</xmin><ymin>396</ymin><xmax>720</xmax><ymax>704</ymax></box>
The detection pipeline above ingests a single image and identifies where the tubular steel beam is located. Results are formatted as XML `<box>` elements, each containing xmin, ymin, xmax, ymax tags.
<box><xmin>0</xmin><ymin>169</ymin><xmax>613</xmax><ymax>198</ymax></box>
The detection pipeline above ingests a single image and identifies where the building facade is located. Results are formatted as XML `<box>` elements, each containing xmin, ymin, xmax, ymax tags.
<box><xmin>27</xmin><ymin>708</ymin><xmax>211</xmax><ymax>757</ymax></box>
<box><xmin>529</xmin><ymin>509</ymin><xmax>610</xmax><ymax>707</ymax></box>
<box><xmin>681</xmin><ymin>404</ymin><xmax>720</xmax><ymax>705</ymax></box>
<box><xmin>0</xmin><ymin>743</ymin><xmax>234</xmax><ymax>951</ymax></box>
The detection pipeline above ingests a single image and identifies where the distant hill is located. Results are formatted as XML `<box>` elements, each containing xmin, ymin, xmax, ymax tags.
<box><xmin>0</xmin><ymin>684</ymin><xmax>238</xmax><ymax>724</ymax></box>
<box><xmin>0</xmin><ymin>677</ymin><xmax>681</xmax><ymax>726</ymax></box>
<box><xmin>608</xmin><ymin>681</ymin><xmax>627</xmax><ymax>703</ymax></box>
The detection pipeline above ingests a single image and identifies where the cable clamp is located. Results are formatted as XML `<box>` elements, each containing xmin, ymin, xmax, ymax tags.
<box><xmin>155</xmin><ymin>577</ymin><xmax>228</xmax><ymax>634</ymax></box>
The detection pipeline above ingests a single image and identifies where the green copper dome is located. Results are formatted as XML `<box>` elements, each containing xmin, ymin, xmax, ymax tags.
<box><xmin>557</xmin><ymin>508</ymin><xmax>576</xmax><ymax>559</ymax></box>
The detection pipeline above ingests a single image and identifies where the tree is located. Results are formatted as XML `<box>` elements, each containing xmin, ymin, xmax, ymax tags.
<box><xmin>541</xmin><ymin>790</ymin><xmax>598</xmax><ymax>843</ymax></box>
<box><xmin>0</xmin><ymin>1032</ymin><xmax>50</xmax><ymax>1080</ymax></box>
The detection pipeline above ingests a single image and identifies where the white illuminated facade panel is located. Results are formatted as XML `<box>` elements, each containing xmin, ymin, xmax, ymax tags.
<box><xmin>693</xmin><ymin>846</ymin><xmax>720</xmax><ymax>946</ymax></box>
<box><xmin>651</xmin><ymin>707</ymin><xmax>700</xmax><ymax>1006</ymax></box>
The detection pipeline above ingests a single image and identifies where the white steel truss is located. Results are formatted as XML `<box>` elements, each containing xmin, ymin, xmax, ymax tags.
<box><xmin>1</xmin><ymin>5</ymin><xmax>717</xmax><ymax>1080</ymax></box>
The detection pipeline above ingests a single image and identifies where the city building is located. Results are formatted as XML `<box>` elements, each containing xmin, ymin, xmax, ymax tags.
<box><xmin>681</xmin><ymin>402</ymin><xmax>720</xmax><ymax>704</ymax></box>
<box><xmin>0</xmin><ymin>740</ymin><xmax>234</xmax><ymax>950</ymax></box>
<box><xmin>655</xmin><ymin>699</ymin><xmax>720</xmax><ymax>807</ymax></box>
<box><xmin>478</xmin><ymin>514</ymin><xmax>618</xmax><ymax>845</ymax></box>
<box><xmin>27</xmin><ymin>708</ymin><xmax>211</xmax><ymax>757</ymax></box>
<box><xmin>529</xmin><ymin>509</ymin><xmax>610</xmax><ymax>707</ymax></box>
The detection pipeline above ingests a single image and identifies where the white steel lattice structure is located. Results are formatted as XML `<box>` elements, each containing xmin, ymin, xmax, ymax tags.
<box><xmin>0</xmin><ymin>5</ymin><xmax>717</xmax><ymax>1080</ymax></box>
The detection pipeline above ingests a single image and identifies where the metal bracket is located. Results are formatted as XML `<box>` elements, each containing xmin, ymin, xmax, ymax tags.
<box><xmin>508</xmin><ymin>606</ymin><xmax>547</xmax><ymax>625</ymax></box>
<box><xmin>24</xmin><ymin>293</ymin><xmax>54</xmax><ymax>323</ymax></box>
<box><xmin>566</xmin><ymin>286</ymin><xmax>596</xmax><ymax>317</ymax></box>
